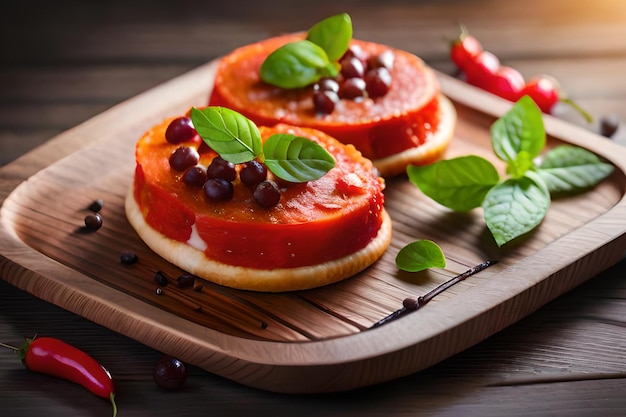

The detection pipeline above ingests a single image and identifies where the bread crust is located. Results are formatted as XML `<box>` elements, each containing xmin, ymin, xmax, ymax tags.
<box><xmin>125</xmin><ymin>188</ymin><xmax>392</xmax><ymax>292</ymax></box>
<box><xmin>373</xmin><ymin>94</ymin><xmax>456</xmax><ymax>177</ymax></box>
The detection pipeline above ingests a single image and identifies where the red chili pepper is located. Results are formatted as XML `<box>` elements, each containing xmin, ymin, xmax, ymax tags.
<box><xmin>464</xmin><ymin>50</ymin><xmax>500</xmax><ymax>90</ymax></box>
<box><xmin>521</xmin><ymin>75</ymin><xmax>593</xmax><ymax>122</ymax></box>
<box><xmin>1</xmin><ymin>336</ymin><xmax>117</xmax><ymax>417</ymax></box>
<box><xmin>520</xmin><ymin>75</ymin><xmax>560</xmax><ymax>113</ymax></box>
<box><xmin>450</xmin><ymin>25</ymin><xmax>483</xmax><ymax>71</ymax></box>
<box><xmin>483</xmin><ymin>66</ymin><xmax>525</xmax><ymax>101</ymax></box>
<box><xmin>449</xmin><ymin>28</ymin><xmax>592</xmax><ymax>123</ymax></box>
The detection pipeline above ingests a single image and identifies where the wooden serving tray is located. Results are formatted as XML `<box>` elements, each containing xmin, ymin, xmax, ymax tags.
<box><xmin>1</xmin><ymin>61</ymin><xmax>625</xmax><ymax>393</ymax></box>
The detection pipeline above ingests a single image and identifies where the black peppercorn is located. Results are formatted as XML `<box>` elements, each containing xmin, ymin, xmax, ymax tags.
<box><xmin>176</xmin><ymin>274</ymin><xmax>194</xmax><ymax>288</ymax></box>
<box><xmin>84</xmin><ymin>213</ymin><xmax>103</xmax><ymax>231</ymax></box>
<box><xmin>87</xmin><ymin>199</ymin><xmax>104</xmax><ymax>212</ymax></box>
<box><xmin>120</xmin><ymin>251</ymin><xmax>139</xmax><ymax>265</ymax></box>
<box><xmin>154</xmin><ymin>271</ymin><xmax>169</xmax><ymax>286</ymax></box>
<box><xmin>600</xmin><ymin>114</ymin><xmax>620</xmax><ymax>138</ymax></box>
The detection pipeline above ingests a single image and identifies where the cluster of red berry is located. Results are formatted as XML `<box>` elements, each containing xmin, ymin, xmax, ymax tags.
<box><xmin>449</xmin><ymin>26</ymin><xmax>591</xmax><ymax>122</ymax></box>
<box><xmin>165</xmin><ymin>116</ymin><xmax>282</xmax><ymax>209</ymax></box>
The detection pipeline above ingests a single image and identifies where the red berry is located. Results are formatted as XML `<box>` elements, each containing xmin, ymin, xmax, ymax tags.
<box><xmin>165</xmin><ymin>117</ymin><xmax>196</xmax><ymax>144</ymax></box>
<box><xmin>520</xmin><ymin>76</ymin><xmax>560</xmax><ymax>113</ymax></box>
<box><xmin>313</xmin><ymin>90</ymin><xmax>339</xmax><ymax>114</ymax></box>
<box><xmin>339</xmin><ymin>77</ymin><xmax>367</xmax><ymax>99</ymax></box>
<box><xmin>365</xmin><ymin>67</ymin><xmax>392</xmax><ymax>98</ymax></box>
<box><xmin>450</xmin><ymin>28</ymin><xmax>483</xmax><ymax>71</ymax></box>
<box><xmin>483</xmin><ymin>66</ymin><xmax>525</xmax><ymax>101</ymax></box>
<box><xmin>253</xmin><ymin>180</ymin><xmax>281</xmax><ymax>208</ymax></box>
<box><xmin>239</xmin><ymin>160</ymin><xmax>267</xmax><ymax>186</ymax></box>
<box><xmin>182</xmin><ymin>165</ymin><xmax>207</xmax><ymax>188</ymax></box>
<box><xmin>340</xmin><ymin>45</ymin><xmax>367</xmax><ymax>65</ymax></box>
<box><xmin>197</xmin><ymin>141</ymin><xmax>212</xmax><ymax>154</ymax></box>
<box><xmin>367</xmin><ymin>49</ymin><xmax>395</xmax><ymax>71</ymax></box>
<box><xmin>340</xmin><ymin>56</ymin><xmax>365</xmax><ymax>79</ymax></box>
<box><xmin>464</xmin><ymin>50</ymin><xmax>500</xmax><ymax>89</ymax></box>
<box><xmin>153</xmin><ymin>355</ymin><xmax>187</xmax><ymax>391</ymax></box>
<box><xmin>169</xmin><ymin>146</ymin><xmax>199</xmax><ymax>172</ymax></box>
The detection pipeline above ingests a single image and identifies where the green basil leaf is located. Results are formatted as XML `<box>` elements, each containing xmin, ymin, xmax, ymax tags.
<box><xmin>537</xmin><ymin>145</ymin><xmax>615</xmax><ymax>194</ymax></box>
<box><xmin>260</xmin><ymin>40</ymin><xmax>338</xmax><ymax>89</ymax></box>
<box><xmin>491</xmin><ymin>95</ymin><xmax>545</xmax><ymax>164</ymax></box>
<box><xmin>306</xmin><ymin>13</ymin><xmax>352</xmax><ymax>62</ymax></box>
<box><xmin>506</xmin><ymin>150</ymin><xmax>534</xmax><ymax>179</ymax></box>
<box><xmin>406</xmin><ymin>155</ymin><xmax>500</xmax><ymax>212</ymax></box>
<box><xmin>396</xmin><ymin>240</ymin><xmax>446</xmax><ymax>273</ymax></box>
<box><xmin>263</xmin><ymin>133</ymin><xmax>336</xmax><ymax>182</ymax></box>
<box><xmin>190</xmin><ymin>107</ymin><xmax>263</xmax><ymax>164</ymax></box>
<box><xmin>483</xmin><ymin>170</ymin><xmax>550</xmax><ymax>246</ymax></box>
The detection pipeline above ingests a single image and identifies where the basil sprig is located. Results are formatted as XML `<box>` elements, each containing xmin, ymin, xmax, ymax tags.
<box><xmin>306</xmin><ymin>13</ymin><xmax>353</xmax><ymax>62</ymax></box>
<box><xmin>263</xmin><ymin>133</ymin><xmax>336</xmax><ymax>183</ymax></box>
<box><xmin>260</xmin><ymin>41</ymin><xmax>338</xmax><ymax>89</ymax></box>
<box><xmin>190</xmin><ymin>106</ymin><xmax>335</xmax><ymax>182</ymax></box>
<box><xmin>260</xmin><ymin>13</ymin><xmax>352</xmax><ymax>89</ymax></box>
<box><xmin>407</xmin><ymin>95</ymin><xmax>614</xmax><ymax>247</ymax></box>
<box><xmin>404</xmin><ymin>155</ymin><xmax>500</xmax><ymax>212</ymax></box>
<box><xmin>537</xmin><ymin>144</ymin><xmax>615</xmax><ymax>194</ymax></box>
<box><xmin>191</xmin><ymin>105</ymin><xmax>263</xmax><ymax>164</ymax></box>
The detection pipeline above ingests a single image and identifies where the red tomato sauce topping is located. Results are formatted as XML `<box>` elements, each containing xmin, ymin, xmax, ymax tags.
<box><xmin>133</xmin><ymin>119</ymin><xmax>386</xmax><ymax>269</ymax></box>
<box><xmin>209</xmin><ymin>34</ymin><xmax>442</xmax><ymax>161</ymax></box>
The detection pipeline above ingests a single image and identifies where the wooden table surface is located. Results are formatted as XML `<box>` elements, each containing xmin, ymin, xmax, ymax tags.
<box><xmin>1</xmin><ymin>0</ymin><xmax>625</xmax><ymax>416</ymax></box>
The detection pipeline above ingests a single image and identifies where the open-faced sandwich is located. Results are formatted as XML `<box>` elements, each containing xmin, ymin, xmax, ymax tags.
<box><xmin>125</xmin><ymin>107</ymin><xmax>391</xmax><ymax>292</ymax></box>
<box><xmin>208</xmin><ymin>13</ymin><xmax>456</xmax><ymax>177</ymax></box>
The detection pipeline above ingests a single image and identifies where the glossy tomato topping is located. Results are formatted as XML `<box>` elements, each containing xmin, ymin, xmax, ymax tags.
<box><xmin>209</xmin><ymin>34</ymin><xmax>441</xmax><ymax>161</ymax></box>
<box><xmin>133</xmin><ymin>119</ymin><xmax>386</xmax><ymax>269</ymax></box>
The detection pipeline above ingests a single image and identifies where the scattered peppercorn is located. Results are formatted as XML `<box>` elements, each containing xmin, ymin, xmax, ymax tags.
<box><xmin>154</xmin><ymin>271</ymin><xmax>169</xmax><ymax>286</ymax></box>
<box><xmin>600</xmin><ymin>114</ymin><xmax>620</xmax><ymax>138</ymax></box>
<box><xmin>176</xmin><ymin>274</ymin><xmax>194</xmax><ymax>289</ymax></box>
<box><xmin>402</xmin><ymin>297</ymin><xmax>420</xmax><ymax>311</ymax></box>
<box><xmin>83</xmin><ymin>213</ymin><xmax>103</xmax><ymax>231</ymax></box>
<box><xmin>120</xmin><ymin>251</ymin><xmax>139</xmax><ymax>265</ymax></box>
<box><xmin>87</xmin><ymin>199</ymin><xmax>104</xmax><ymax>212</ymax></box>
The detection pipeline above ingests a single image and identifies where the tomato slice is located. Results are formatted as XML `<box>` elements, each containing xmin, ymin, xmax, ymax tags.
<box><xmin>209</xmin><ymin>33</ymin><xmax>441</xmax><ymax>161</ymax></box>
<box><xmin>132</xmin><ymin>119</ymin><xmax>386</xmax><ymax>270</ymax></box>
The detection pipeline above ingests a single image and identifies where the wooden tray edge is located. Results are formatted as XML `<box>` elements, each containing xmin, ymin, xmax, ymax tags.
<box><xmin>1</xmin><ymin>64</ymin><xmax>626</xmax><ymax>393</ymax></box>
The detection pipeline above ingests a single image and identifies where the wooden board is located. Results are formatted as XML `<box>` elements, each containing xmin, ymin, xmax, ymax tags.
<box><xmin>1</xmin><ymin>61</ymin><xmax>625</xmax><ymax>394</ymax></box>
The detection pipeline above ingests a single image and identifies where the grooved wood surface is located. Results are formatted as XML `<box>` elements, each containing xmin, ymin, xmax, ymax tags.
<box><xmin>1</xmin><ymin>0</ymin><xmax>626</xmax><ymax>415</ymax></box>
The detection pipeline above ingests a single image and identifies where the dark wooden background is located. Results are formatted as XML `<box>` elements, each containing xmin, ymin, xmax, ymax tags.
<box><xmin>1</xmin><ymin>0</ymin><xmax>625</xmax><ymax>416</ymax></box>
